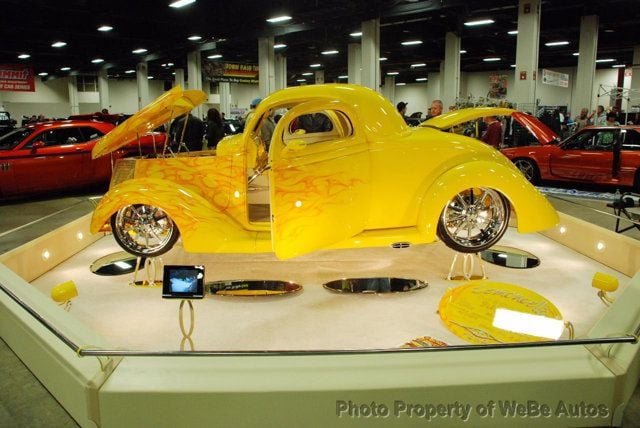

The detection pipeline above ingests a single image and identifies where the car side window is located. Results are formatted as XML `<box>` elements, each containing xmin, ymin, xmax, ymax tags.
<box><xmin>78</xmin><ymin>126</ymin><xmax>105</xmax><ymax>141</ymax></box>
<box><xmin>591</xmin><ymin>131</ymin><xmax>616</xmax><ymax>151</ymax></box>
<box><xmin>563</xmin><ymin>131</ymin><xmax>595</xmax><ymax>150</ymax></box>
<box><xmin>285</xmin><ymin>110</ymin><xmax>352</xmax><ymax>145</ymax></box>
<box><xmin>622</xmin><ymin>130</ymin><xmax>640</xmax><ymax>150</ymax></box>
<box><xmin>27</xmin><ymin>128</ymin><xmax>85</xmax><ymax>148</ymax></box>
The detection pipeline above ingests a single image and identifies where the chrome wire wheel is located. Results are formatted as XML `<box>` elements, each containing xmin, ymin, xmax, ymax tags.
<box><xmin>513</xmin><ymin>158</ymin><xmax>540</xmax><ymax>184</ymax></box>
<box><xmin>436</xmin><ymin>188</ymin><xmax>510</xmax><ymax>253</ymax></box>
<box><xmin>111</xmin><ymin>204</ymin><xmax>179</xmax><ymax>257</ymax></box>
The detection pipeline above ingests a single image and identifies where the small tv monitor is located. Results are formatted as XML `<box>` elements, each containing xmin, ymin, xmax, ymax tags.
<box><xmin>162</xmin><ymin>265</ymin><xmax>205</xmax><ymax>299</ymax></box>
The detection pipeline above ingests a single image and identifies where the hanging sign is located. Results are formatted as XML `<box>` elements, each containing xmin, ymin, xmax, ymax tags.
<box><xmin>203</xmin><ymin>61</ymin><xmax>259</xmax><ymax>83</ymax></box>
<box><xmin>0</xmin><ymin>64</ymin><xmax>35</xmax><ymax>92</ymax></box>
<box><xmin>488</xmin><ymin>74</ymin><xmax>508</xmax><ymax>99</ymax></box>
<box><xmin>542</xmin><ymin>69</ymin><xmax>569</xmax><ymax>88</ymax></box>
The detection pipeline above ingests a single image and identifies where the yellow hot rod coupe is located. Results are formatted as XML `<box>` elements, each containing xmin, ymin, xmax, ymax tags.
<box><xmin>90</xmin><ymin>84</ymin><xmax>558</xmax><ymax>259</ymax></box>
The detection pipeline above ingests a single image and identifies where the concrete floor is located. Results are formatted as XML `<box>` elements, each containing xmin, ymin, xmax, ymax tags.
<box><xmin>1</xmin><ymin>187</ymin><xmax>640</xmax><ymax>427</ymax></box>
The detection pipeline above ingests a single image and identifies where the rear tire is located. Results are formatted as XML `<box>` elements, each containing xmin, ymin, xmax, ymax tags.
<box><xmin>111</xmin><ymin>204</ymin><xmax>179</xmax><ymax>257</ymax></box>
<box><xmin>513</xmin><ymin>158</ymin><xmax>541</xmax><ymax>185</ymax></box>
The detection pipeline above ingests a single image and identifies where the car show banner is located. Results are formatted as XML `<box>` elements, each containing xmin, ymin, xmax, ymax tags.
<box><xmin>0</xmin><ymin>64</ymin><xmax>35</xmax><ymax>92</ymax></box>
<box><xmin>541</xmin><ymin>69</ymin><xmax>569</xmax><ymax>88</ymax></box>
<box><xmin>203</xmin><ymin>61</ymin><xmax>259</xmax><ymax>83</ymax></box>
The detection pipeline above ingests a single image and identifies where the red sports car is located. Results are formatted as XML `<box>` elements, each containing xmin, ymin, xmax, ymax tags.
<box><xmin>501</xmin><ymin>125</ymin><xmax>640</xmax><ymax>190</ymax></box>
<box><xmin>0</xmin><ymin>120</ymin><xmax>165</xmax><ymax>198</ymax></box>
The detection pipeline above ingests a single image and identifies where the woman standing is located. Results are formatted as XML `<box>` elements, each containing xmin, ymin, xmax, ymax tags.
<box><xmin>205</xmin><ymin>108</ymin><xmax>224</xmax><ymax>150</ymax></box>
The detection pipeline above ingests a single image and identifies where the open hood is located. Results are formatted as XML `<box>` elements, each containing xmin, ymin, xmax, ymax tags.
<box><xmin>91</xmin><ymin>85</ymin><xmax>207</xmax><ymax>159</ymax></box>
<box><xmin>420</xmin><ymin>107</ymin><xmax>559</xmax><ymax>145</ymax></box>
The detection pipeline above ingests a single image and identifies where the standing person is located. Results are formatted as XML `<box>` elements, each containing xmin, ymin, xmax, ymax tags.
<box><xmin>170</xmin><ymin>113</ymin><xmax>205</xmax><ymax>152</ymax></box>
<box><xmin>573</xmin><ymin>108</ymin><xmax>591</xmax><ymax>134</ymax></box>
<box><xmin>396</xmin><ymin>101</ymin><xmax>410</xmax><ymax>124</ymax></box>
<box><xmin>242</xmin><ymin>98</ymin><xmax>262</xmax><ymax>127</ymax></box>
<box><xmin>594</xmin><ymin>105</ymin><xmax>606</xmax><ymax>126</ymax></box>
<box><xmin>205</xmin><ymin>108</ymin><xmax>224</xmax><ymax>150</ymax></box>
<box><xmin>423</xmin><ymin>100</ymin><xmax>443</xmax><ymax>121</ymax></box>
<box><xmin>480</xmin><ymin>116</ymin><xmax>503</xmax><ymax>148</ymax></box>
<box><xmin>605</xmin><ymin>112</ymin><xmax>620</xmax><ymax>126</ymax></box>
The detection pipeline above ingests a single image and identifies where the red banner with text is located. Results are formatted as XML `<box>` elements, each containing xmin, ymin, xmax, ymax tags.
<box><xmin>0</xmin><ymin>64</ymin><xmax>35</xmax><ymax>92</ymax></box>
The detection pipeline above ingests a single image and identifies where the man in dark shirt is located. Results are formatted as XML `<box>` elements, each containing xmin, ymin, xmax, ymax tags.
<box><xmin>480</xmin><ymin>116</ymin><xmax>502</xmax><ymax>148</ymax></box>
<box><xmin>170</xmin><ymin>113</ymin><xmax>205</xmax><ymax>152</ymax></box>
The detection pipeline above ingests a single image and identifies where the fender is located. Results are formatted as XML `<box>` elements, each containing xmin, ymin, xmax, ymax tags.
<box><xmin>91</xmin><ymin>178</ymin><xmax>252</xmax><ymax>253</ymax></box>
<box><xmin>417</xmin><ymin>160</ymin><xmax>559</xmax><ymax>240</ymax></box>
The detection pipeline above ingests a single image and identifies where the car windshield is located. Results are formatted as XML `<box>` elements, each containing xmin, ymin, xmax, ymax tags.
<box><xmin>0</xmin><ymin>128</ymin><xmax>34</xmax><ymax>150</ymax></box>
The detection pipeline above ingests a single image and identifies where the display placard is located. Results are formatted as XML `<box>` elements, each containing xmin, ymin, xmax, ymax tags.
<box><xmin>162</xmin><ymin>265</ymin><xmax>205</xmax><ymax>299</ymax></box>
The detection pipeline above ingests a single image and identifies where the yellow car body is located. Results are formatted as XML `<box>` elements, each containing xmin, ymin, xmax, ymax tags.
<box><xmin>91</xmin><ymin>84</ymin><xmax>558</xmax><ymax>259</ymax></box>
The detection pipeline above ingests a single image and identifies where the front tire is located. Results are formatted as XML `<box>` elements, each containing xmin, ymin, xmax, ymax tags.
<box><xmin>437</xmin><ymin>188</ymin><xmax>510</xmax><ymax>253</ymax></box>
<box><xmin>111</xmin><ymin>204</ymin><xmax>179</xmax><ymax>257</ymax></box>
<box><xmin>513</xmin><ymin>158</ymin><xmax>541</xmax><ymax>184</ymax></box>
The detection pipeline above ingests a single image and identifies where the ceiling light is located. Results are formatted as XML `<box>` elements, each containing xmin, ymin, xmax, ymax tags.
<box><xmin>595</xmin><ymin>58</ymin><xmax>615</xmax><ymax>63</ymax></box>
<box><xmin>460</xmin><ymin>50</ymin><xmax>467</xmax><ymax>54</ymax></box>
<box><xmin>508</xmin><ymin>30</ymin><xmax>518</xmax><ymax>35</ymax></box>
<box><xmin>350</xmin><ymin>31</ymin><xmax>362</xmax><ymax>37</ymax></box>
<box><xmin>97</xmin><ymin>25</ymin><xmax>113</xmax><ymax>32</ymax></box>
<box><xmin>169</xmin><ymin>0</ymin><xmax>196</xmax><ymax>8</ymax></box>
<box><xmin>296</xmin><ymin>78</ymin><xmax>306</xmax><ymax>82</ymax></box>
<box><xmin>91</xmin><ymin>58</ymin><xmax>104</xmax><ymax>63</ymax></box>
<box><xmin>302</xmin><ymin>72</ymin><xmax>313</xmax><ymax>76</ymax></box>
<box><xmin>416</xmin><ymin>77</ymin><xmax>428</xmax><ymax>81</ymax></box>
<box><xmin>379</xmin><ymin>57</ymin><xmax>387</xmax><ymax>61</ymax></box>
<box><xmin>207</xmin><ymin>54</ymin><xmax>222</xmax><ymax>59</ymax></box>
<box><xmin>387</xmin><ymin>71</ymin><xmax>399</xmax><ymax>75</ymax></box>
<box><xmin>148</xmin><ymin>76</ymin><xmax>154</xmax><ymax>79</ymax></box>
<box><xmin>132</xmin><ymin>48</ymin><xmax>147</xmax><ymax>54</ymax></box>
<box><xmin>38</xmin><ymin>72</ymin><xmax>48</xmax><ymax>76</ymax></box>
<box><xmin>188</xmin><ymin>35</ymin><xmax>202</xmax><ymax>41</ymax></box>
<box><xmin>18</xmin><ymin>54</ymin><xmax>30</xmax><ymax>59</ymax></box>
<box><xmin>545</xmin><ymin>41</ymin><xmax>569</xmax><ymax>47</ymax></box>
<box><xmin>401</xmin><ymin>40</ymin><xmax>423</xmax><ymax>46</ymax></box>
<box><xmin>51</xmin><ymin>41</ymin><xmax>67</xmax><ymax>48</ymax></box>
<box><xmin>274</xmin><ymin>43</ymin><xmax>287</xmax><ymax>49</ymax></box>
<box><xmin>321</xmin><ymin>50</ymin><xmax>339</xmax><ymax>55</ymax></box>
<box><xmin>396</xmin><ymin>82</ymin><xmax>406</xmax><ymax>86</ymax></box>
<box><xmin>411</xmin><ymin>63</ymin><xmax>426</xmax><ymax>68</ymax></box>
<box><xmin>483</xmin><ymin>57</ymin><xmax>501</xmax><ymax>62</ymax></box>
<box><xmin>572</xmin><ymin>52</ymin><xmax>580</xmax><ymax>56</ymax></box>
<box><xmin>510</xmin><ymin>64</ymin><xmax>516</xmax><ymax>68</ymax></box>
<box><xmin>612</xmin><ymin>64</ymin><xmax>626</xmax><ymax>68</ymax></box>
<box><xmin>124</xmin><ymin>69</ymin><xmax>135</xmax><ymax>74</ymax></box>
<box><xmin>464</xmin><ymin>19</ymin><xmax>495</xmax><ymax>27</ymax></box>
<box><xmin>60</xmin><ymin>66</ymin><xmax>71</xmax><ymax>71</ymax></box>
<box><xmin>310</xmin><ymin>63</ymin><xmax>321</xmax><ymax>68</ymax></box>
<box><xmin>267</xmin><ymin>15</ymin><xmax>292</xmax><ymax>23</ymax></box>
<box><xmin>338</xmin><ymin>75</ymin><xmax>348</xmax><ymax>79</ymax></box>
<box><xmin>167</xmin><ymin>62</ymin><xmax>174</xmax><ymax>66</ymax></box>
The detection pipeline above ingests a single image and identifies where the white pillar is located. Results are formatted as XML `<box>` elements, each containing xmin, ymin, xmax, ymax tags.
<box><xmin>67</xmin><ymin>76</ymin><xmax>79</xmax><ymax>115</ymax></box>
<box><xmin>315</xmin><ymin>70</ymin><xmax>325</xmax><ymax>85</ymax></box>
<box><xmin>382</xmin><ymin>76</ymin><xmax>396</xmax><ymax>104</ymax></box>
<box><xmin>361</xmin><ymin>19</ymin><xmax>380</xmax><ymax>91</ymax></box>
<box><xmin>97</xmin><ymin>68</ymin><xmax>110</xmax><ymax>112</ymax></box>
<box><xmin>348</xmin><ymin>43</ymin><xmax>362</xmax><ymax>85</ymax></box>
<box><xmin>174</xmin><ymin>68</ymin><xmax>185</xmax><ymax>88</ymax></box>
<box><xmin>187</xmin><ymin>51</ymin><xmax>203</xmax><ymax>117</ymax></box>
<box><xmin>571</xmin><ymin>15</ymin><xmax>599</xmax><ymax>112</ymax></box>
<box><xmin>441</xmin><ymin>32</ymin><xmax>461</xmax><ymax>110</ymax></box>
<box><xmin>219</xmin><ymin>82</ymin><xmax>231</xmax><ymax>117</ymax></box>
<box><xmin>512</xmin><ymin>0</ymin><xmax>541</xmax><ymax>107</ymax></box>
<box><xmin>258</xmin><ymin>37</ymin><xmax>276</xmax><ymax>97</ymax></box>
<box><xmin>136</xmin><ymin>62</ymin><xmax>149</xmax><ymax>109</ymax></box>
<box><xmin>275</xmin><ymin>53</ymin><xmax>287</xmax><ymax>90</ymax></box>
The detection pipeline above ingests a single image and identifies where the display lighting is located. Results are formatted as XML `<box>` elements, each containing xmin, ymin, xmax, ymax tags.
<box><xmin>274</xmin><ymin>44</ymin><xmax>287</xmax><ymax>49</ymax></box>
<box><xmin>386</xmin><ymin>71</ymin><xmax>399</xmax><ymax>75</ymax></box>
<box><xmin>91</xmin><ymin>58</ymin><xmax>104</xmax><ymax>63</ymax></box>
<box><xmin>167</xmin><ymin>62</ymin><xmax>174</xmax><ymax>66</ymax></box>
<box><xmin>596</xmin><ymin>241</ymin><xmax>606</xmax><ymax>251</ymax></box>
<box><xmin>459</xmin><ymin>50</ymin><xmax>467</xmax><ymax>54</ymax></box>
<box><xmin>42</xmin><ymin>250</ymin><xmax>51</xmax><ymax>260</ymax></box>
<box><xmin>338</xmin><ymin>75</ymin><xmax>348</xmax><ymax>79</ymax></box>
<box><xmin>302</xmin><ymin>72</ymin><xmax>313</xmax><ymax>76</ymax></box>
<box><xmin>508</xmin><ymin>30</ymin><xmax>518</xmax><ymax>35</ymax></box>
<box><xmin>124</xmin><ymin>69</ymin><xmax>135</xmax><ymax>74</ymax></box>
<box><xmin>296</xmin><ymin>79</ymin><xmax>306</xmax><ymax>82</ymax></box>
<box><xmin>60</xmin><ymin>67</ymin><xmax>71</xmax><ymax>71</ymax></box>
<box><xmin>395</xmin><ymin>82</ymin><xmax>406</xmax><ymax>86</ymax></box>
<box><xmin>266</xmin><ymin>15</ymin><xmax>292</xmax><ymax>23</ymax></box>
<box><xmin>18</xmin><ymin>54</ymin><xmax>30</xmax><ymax>59</ymax></box>
<box><xmin>483</xmin><ymin>57</ymin><xmax>501</xmax><ymax>62</ymax></box>
<box><xmin>401</xmin><ymin>40</ymin><xmax>423</xmax><ymax>46</ymax></box>
<box><xmin>415</xmin><ymin>77</ymin><xmax>428</xmax><ymax>82</ymax></box>
<box><xmin>169</xmin><ymin>0</ymin><xmax>196</xmax><ymax>8</ymax></box>
<box><xmin>559</xmin><ymin>226</ymin><xmax>567</xmax><ymax>234</ymax></box>
<box><xmin>76</xmin><ymin>232</ymin><xmax>84</xmax><ymax>241</ymax></box>
<box><xmin>379</xmin><ymin>57</ymin><xmax>388</xmax><ymax>61</ymax></box>
<box><xmin>510</xmin><ymin>64</ymin><xmax>516</xmax><ymax>68</ymax></box>
<box><xmin>545</xmin><ymin>41</ymin><xmax>569</xmax><ymax>47</ymax></box>
<box><xmin>350</xmin><ymin>32</ymin><xmax>362</xmax><ymax>37</ymax></box>
<box><xmin>464</xmin><ymin>19</ymin><xmax>495</xmax><ymax>27</ymax></box>
<box><xmin>51</xmin><ymin>41</ymin><xmax>67</xmax><ymax>48</ymax></box>
<box><xmin>97</xmin><ymin>25</ymin><xmax>113</xmax><ymax>32</ymax></box>
<box><xmin>595</xmin><ymin>58</ymin><xmax>615</xmax><ymax>63</ymax></box>
<box><xmin>612</xmin><ymin>64</ymin><xmax>626</xmax><ymax>68</ymax></box>
<box><xmin>411</xmin><ymin>63</ymin><xmax>426</xmax><ymax>68</ymax></box>
<box><xmin>310</xmin><ymin>63</ymin><xmax>321</xmax><ymax>68</ymax></box>
<box><xmin>132</xmin><ymin>48</ymin><xmax>148</xmax><ymax>54</ymax></box>
<box><xmin>207</xmin><ymin>54</ymin><xmax>222</xmax><ymax>59</ymax></box>
<box><xmin>321</xmin><ymin>50</ymin><xmax>339</xmax><ymax>55</ymax></box>
<box><xmin>493</xmin><ymin>308</ymin><xmax>564</xmax><ymax>340</ymax></box>
<box><xmin>38</xmin><ymin>72</ymin><xmax>48</xmax><ymax>76</ymax></box>
<box><xmin>148</xmin><ymin>76</ymin><xmax>154</xmax><ymax>79</ymax></box>
<box><xmin>188</xmin><ymin>35</ymin><xmax>202</xmax><ymax>41</ymax></box>
<box><xmin>572</xmin><ymin>52</ymin><xmax>579</xmax><ymax>56</ymax></box>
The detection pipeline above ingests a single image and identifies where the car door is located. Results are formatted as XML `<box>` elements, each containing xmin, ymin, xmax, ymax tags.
<box><xmin>549</xmin><ymin>129</ymin><xmax>616</xmax><ymax>182</ymax></box>
<box><xmin>269</xmin><ymin>100</ymin><xmax>370</xmax><ymax>259</ymax></box>
<box><xmin>13</xmin><ymin>126</ymin><xmax>88</xmax><ymax>193</ymax></box>
<box><xmin>0</xmin><ymin>128</ymin><xmax>34</xmax><ymax>197</ymax></box>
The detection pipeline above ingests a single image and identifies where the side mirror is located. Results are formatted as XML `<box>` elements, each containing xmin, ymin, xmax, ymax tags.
<box><xmin>31</xmin><ymin>141</ymin><xmax>45</xmax><ymax>150</ymax></box>
<box><xmin>283</xmin><ymin>139</ymin><xmax>307</xmax><ymax>155</ymax></box>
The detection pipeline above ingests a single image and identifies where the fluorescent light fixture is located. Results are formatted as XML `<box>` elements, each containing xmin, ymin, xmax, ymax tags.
<box><xmin>51</xmin><ymin>41</ymin><xmax>67</xmax><ymax>48</ymax></box>
<box><xmin>124</xmin><ymin>69</ymin><xmax>136</xmax><ymax>74</ymax></box>
<box><xmin>350</xmin><ymin>31</ymin><xmax>362</xmax><ymax>37</ymax></box>
<box><xmin>379</xmin><ymin>57</ymin><xmax>387</xmax><ymax>61</ymax></box>
<box><xmin>510</xmin><ymin>64</ymin><xmax>516</xmax><ymax>68</ymax></box>
<box><xmin>132</xmin><ymin>48</ymin><xmax>147</xmax><ymax>54</ymax></box>
<box><xmin>459</xmin><ymin>50</ymin><xmax>467</xmax><ymax>54</ymax></box>
<box><xmin>188</xmin><ymin>35</ymin><xmax>202</xmax><ymax>41</ymax></box>
<box><xmin>60</xmin><ymin>66</ymin><xmax>71</xmax><ymax>71</ymax></box>
<box><xmin>38</xmin><ymin>72</ymin><xmax>48</xmax><ymax>76</ymax></box>
<box><xmin>18</xmin><ymin>54</ymin><xmax>30</xmax><ymax>59</ymax></box>
<box><xmin>483</xmin><ymin>57</ymin><xmax>501</xmax><ymax>62</ymax></box>
<box><xmin>148</xmin><ymin>76</ymin><xmax>154</xmax><ymax>79</ymax></box>
<box><xmin>296</xmin><ymin>78</ymin><xmax>306</xmax><ymax>82</ymax></box>
<box><xmin>310</xmin><ymin>63</ymin><xmax>321</xmax><ymax>68</ymax></box>
<box><xmin>338</xmin><ymin>75</ymin><xmax>348</xmax><ymax>79</ymax></box>
<box><xmin>612</xmin><ymin>64</ymin><xmax>626</xmax><ymax>68</ymax></box>
<box><xmin>91</xmin><ymin>58</ymin><xmax>104</xmax><ymax>63</ymax></box>
<box><xmin>97</xmin><ymin>25</ymin><xmax>113</xmax><ymax>32</ymax></box>
<box><xmin>401</xmin><ymin>40</ymin><xmax>423</xmax><ymax>46</ymax></box>
<box><xmin>386</xmin><ymin>71</ymin><xmax>399</xmax><ymax>75</ymax></box>
<box><xmin>411</xmin><ymin>63</ymin><xmax>426</xmax><ymax>68</ymax></box>
<box><xmin>207</xmin><ymin>54</ymin><xmax>222</xmax><ymax>59</ymax></box>
<box><xmin>545</xmin><ymin>41</ymin><xmax>569</xmax><ymax>46</ymax></box>
<box><xmin>274</xmin><ymin>43</ymin><xmax>287</xmax><ymax>49</ymax></box>
<box><xmin>396</xmin><ymin>82</ymin><xmax>406</xmax><ymax>86</ymax></box>
<box><xmin>464</xmin><ymin>19</ymin><xmax>495</xmax><ymax>27</ymax></box>
<box><xmin>169</xmin><ymin>0</ymin><xmax>196</xmax><ymax>8</ymax></box>
<box><xmin>415</xmin><ymin>77</ymin><xmax>428</xmax><ymax>81</ymax></box>
<box><xmin>301</xmin><ymin>72</ymin><xmax>313</xmax><ymax>76</ymax></box>
<box><xmin>596</xmin><ymin>58</ymin><xmax>615</xmax><ymax>63</ymax></box>
<box><xmin>167</xmin><ymin>62</ymin><xmax>174</xmax><ymax>66</ymax></box>
<box><xmin>267</xmin><ymin>15</ymin><xmax>291</xmax><ymax>23</ymax></box>
<box><xmin>493</xmin><ymin>308</ymin><xmax>564</xmax><ymax>340</ymax></box>
<box><xmin>572</xmin><ymin>52</ymin><xmax>579</xmax><ymax>56</ymax></box>
<box><xmin>321</xmin><ymin>50</ymin><xmax>339</xmax><ymax>55</ymax></box>
<box><xmin>508</xmin><ymin>30</ymin><xmax>518</xmax><ymax>35</ymax></box>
